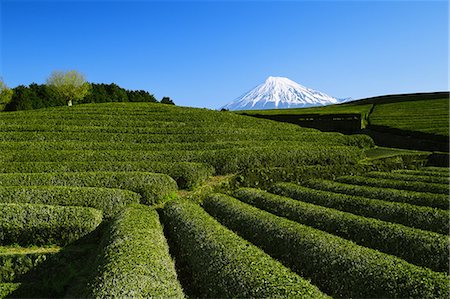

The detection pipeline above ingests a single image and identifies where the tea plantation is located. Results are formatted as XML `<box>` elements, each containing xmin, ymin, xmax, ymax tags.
<box><xmin>0</xmin><ymin>102</ymin><xmax>448</xmax><ymax>298</ymax></box>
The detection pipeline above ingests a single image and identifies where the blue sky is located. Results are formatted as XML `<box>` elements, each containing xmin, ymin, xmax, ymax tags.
<box><xmin>1</xmin><ymin>0</ymin><xmax>448</xmax><ymax>108</ymax></box>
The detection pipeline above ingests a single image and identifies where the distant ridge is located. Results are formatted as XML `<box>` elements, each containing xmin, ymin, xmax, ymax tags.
<box><xmin>222</xmin><ymin>76</ymin><xmax>345</xmax><ymax>110</ymax></box>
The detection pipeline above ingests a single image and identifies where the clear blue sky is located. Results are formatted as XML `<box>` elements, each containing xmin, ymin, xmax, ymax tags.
<box><xmin>1</xmin><ymin>0</ymin><xmax>448</xmax><ymax>108</ymax></box>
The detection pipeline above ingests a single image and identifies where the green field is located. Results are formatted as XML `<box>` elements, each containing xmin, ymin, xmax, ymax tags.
<box><xmin>237</xmin><ymin>94</ymin><xmax>449</xmax><ymax>138</ymax></box>
<box><xmin>370</xmin><ymin>98</ymin><xmax>449</xmax><ymax>136</ymax></box>
<box><xmin>0</xmin><ymin>102</ymin><xmax>448</xmax><ymax>298</ymax></box>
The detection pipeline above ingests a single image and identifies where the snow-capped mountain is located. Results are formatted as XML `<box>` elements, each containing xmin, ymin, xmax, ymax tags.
<box><xmin>222</xmin><ymin>76</ymin><xmax>344</xmax><ymax>110</ymax></box>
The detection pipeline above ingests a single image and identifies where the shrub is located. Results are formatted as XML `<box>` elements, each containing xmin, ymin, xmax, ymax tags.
<box><xmin>366</xmin><ymin>171</ymin><xmax>449</xmax><ymax>184</ymax></box>
<box><xmin>86</xmin><ymin>204</ymin><xmax>184</xmax><ymax>298</ymax></box>
<box><xmin>393</xmin><ymin>169</ymin><xmax>450</xmax><ymax>178</ymax></box>
<box><xmin>303</xmin><ymin>179</ymin><xmax>449</xmax><ymax>210</ymax></box>
<box><xmin>0</xmin><ymin>172</ymin><xmax>177</xmax><ymax>205</ymax></box>
<box><xmin>0</xmin><ymin>162</ymin><xmax>213</xmax><ymax>190</ymax></box>
<box><xmin>234</xmin><ymin>188</ymin><xmax>449</xmax><ymax>272</ymax></box>
<box><xmin>0</xmin><ymin>246</ymin><xmax>59</xmax><ymax>282</ymax></box>
<box><xmin>0</xmin><ymin>203</ymin><xmax>102</xmax><ymax>246</ymax></box>
<box><xmin>337</xmin><ymin>175</ymin><xmax>449</xmax><ymax>194</ymax></box>
<box><xmin>0</xmin><ymin>186</ymin><xmax>140</xmax><ymax>218</ymax></box>
<box><xmin>272</xmin><ymin>183</ymin><xmax>448</xmax><ymax>234</ymax></box>
<box><xmin>203</xmin><ymin>193</ymin><xmax>449</xmax><ymax>299</ymax></box>
<box><xmin>160</xmin><ymin>200</ymin><xmax>328</xmax><ymax>298</ymax></box>
<box><xmin>0</xmin><ymin>283</ymin><xmax>21</xmax><ymax>298</ymax></box>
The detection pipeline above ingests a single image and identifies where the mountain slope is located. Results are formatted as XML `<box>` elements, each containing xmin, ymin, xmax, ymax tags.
<box><xmin>222</xmin><ymin>76</ymin><xmax>341</xmax><ymax>110</ymax></box>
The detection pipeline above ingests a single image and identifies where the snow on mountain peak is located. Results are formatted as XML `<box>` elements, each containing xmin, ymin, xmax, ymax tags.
<box><xmin>222</xmin><ymin>76</ymin><xmax>342</xmax><ymax>111</ymax></box>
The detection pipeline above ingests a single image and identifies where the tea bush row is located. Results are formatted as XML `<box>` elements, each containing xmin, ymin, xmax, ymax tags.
<box><xmin>203</xmin><ymin>193</ymin><xmax>449</xmax><ymax>298</ymax></box>
<box><xmin>393</xmin><ymin>169</ymin><xmax>450</xmax><ymax>178</ymax></box>
<box><xmin>0</xmin><ymin>186</ymin><xmax>140</xmax><ymax>218</ymax></box>
<box><xmin>0</xmin><ymin>247</ymin><xmax>59</xmax><ymax>282</ymax></box>
<box><xmin>0</xmin><ymin>203</ymin><xmax>102</xmax><ymax>246</ymax></box>
<box><xmin>160</xmin><ymin>200</ymin><xmax>328</xmax><ymax>298</ymax></box>
<box><xmin>303</xmin><ymin>179</ymin><xmax>449</xmax><ymax>210</ymax></box>
<box><xmin>337</xmin><ymin>175</ymin><xmax>449</xmax><ymax>194</ymax></box>
<box><xmin>0</xmin><ymin>161</ymin><xmax>213</xmax><ymax>189</ymax></box>
<box><xmin>272</xmin><ymin>183</ymin><xmax>448</xmax><ymax>234</ymax></box>
<box><xmin>233</xmin><ymin>188</ymin><xmax>449</xmax><ymax>272</ymax></box>
<box><xmin>0</xmin><ymin>147</ymin><xmax>363</xmax><ymax>175</ymax></box>
<box><xmin>366</xmin><ymin>171</ymin><xmax>449</xmax><ymax>184</ymax></box>
<box><xmin>0</xmin><ymin>172</ymin><xmax>177</xmax><ymax>205</ymax></box>
<box><xmin>86</xmin><ymin>204</ymin><xmax>184</xmax><ymax>298</ymax></box>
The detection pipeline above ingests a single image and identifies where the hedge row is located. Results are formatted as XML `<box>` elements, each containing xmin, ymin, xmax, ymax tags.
<box><xmin>0</xmin><ymin>203</ymin><xmax>102</xmax><ymax>246</ymax></box>
<box><xmin>0</xmin><ymin>246</ymin><xmax>60</xmax><ymax>282</ymax></box>
<box><xmin>159</xmin><ymin>200</ymin><xmax>328</xmax><ymax>298</ymax></box>
<box><xmin>0</xmin><ymin>283</ymin><xmax>20</xmax><ymax>298</ymax></box>
<box><xmin>86</xmin><ymin>204</ymin><xmax>184</xmax><ymax>298</ymax></box>
<box><xmin>0</xmin><ymin>147</ymin><xmax>363</xmax><ymax>175</ymax></box>
<box><xmin>0</xmin><ymin>186</ymin><xmax>140</xmax><ymax>218</ymax></box>
<box><xmin>203</xmin><ymin>193</ymin><xmax>449</xmax><ymax>298</ymax></box>
<box><xmin>0</xmin><ymin>161</ymin><xmax>213</xmax><ymax>189</ymax></box>
<box><xmin>232</xmin><ymin>164</ymin><xmax>365</xmax><ymax>189</ymax></box>
<box><xmin>303</xmin><ymin>179</ymin><xmax>449</xmax><ymax>210</ymax></box>
<box><xmin>0</xmin><ymin>130</ymin><xmax>372</xmax><ymax>148</ymax></box>
<box><xmin>393</xmin><ymin>169</ymin><xmax>450</xmax><ymax>178</ymax></box>
<box><xmin>365</xmin><ymin>171</ymin><xmax>449</xmax><ymax>184</ymax></box>
<box><xmin>337</xmin><ymin>175</ymin><xmax>449</xmax><ymax>194</ymax></box>
<box><xmin>233</xmin><ymin>188</ymin><xmax>449</xmax><ymax>272</ymax></box>
<box><xmin>0</xmin><ymin>172</ymin><xmax>178</xmax><ymax>205</ymax></box>
<box><xmin>422</xmin><ymin>166</ymin><xmax>450</xmax><ymax>173</ymax></box>
<box><xmin>272</xmin><ymin>183</ymin><xmax>448</xmax><ymax>234</ymax></box>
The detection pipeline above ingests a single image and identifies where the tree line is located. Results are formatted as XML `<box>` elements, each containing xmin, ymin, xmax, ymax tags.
<box><xmin>0</xmin><ymin>70</ymin><xmax>175</xmax><ymax>111</ymax></box>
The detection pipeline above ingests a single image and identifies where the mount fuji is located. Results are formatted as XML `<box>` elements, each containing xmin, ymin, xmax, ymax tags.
<box><xmin>222</xmin><ymin>76</ymin><xmax>348</xmax><ymax>110</ymax></box>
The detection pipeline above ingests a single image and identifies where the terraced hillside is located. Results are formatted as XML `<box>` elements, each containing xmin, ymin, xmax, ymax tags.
<box><xmin>0</xmin><ymin>102</ymin><xmax>448</xmax><ymax>298</ymax></box>
<box><xmin>238</xmin><ymin>92</ymin><xmax>449</xmax><ymax>152</ymax></box>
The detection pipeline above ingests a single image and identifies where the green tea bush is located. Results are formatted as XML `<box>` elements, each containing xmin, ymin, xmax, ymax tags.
<box><xmin>337</xmin><ymin>175</ymin><xmax>449</xmax><ymax>194</ymax></box>
<box><xmin>272</xmin><ymin>183</ymin><xmax>448</xmax><ymax>234</ymax></box>
<box><xmin>232</xmin><ymin>164</ymin><xmax>365</xmax><ymax>189</ymax></box>
<box><xmin>0</xmin><ymin>186</ymin><xmax>140</xmax><ymax>218</ymax></box>
<box><xmin>366</xmin><ymin>171</ymin><xmax>449</xmax><ymax>184</ymax></box>
<box><xmin>393</xmin><ymin>169</ymin><xmax>450</xmax><ymax>178</ymax></box>
<box><xmin>0</xmin><ymin>172</ymin><xmax>177</xmax><ymax>205</ymax></box>
<box><xmin>0</xmin><ymin>283</ymin><xmax>20</xmax><ymax>298</ymax></box>
<box><xmin>160</xmin><ymin>200</ymin><xmax>329</xmax><ymax>298</ymax></box>
<box><xmin>0</xmin><ymin>203</ymin><xmax>102</xmax><ymax>246</ymax></box>
<box><xmin>203</xmin><ymin>193</ymin><xmax>449</xmax><ymax>298</ymax></box>
<box><xmin>303</xmin><ymin>179</ymin><xmax>449</xmax><ymax>210</ymax></box>
<box><xmin>234</xmin><ymin>188</ymin><xmax>449</xmax><ymax>272</ymax></box>
<box><xmin>0</xmin><ymin>146</ymin><xmax>363</xmax><ymax>175</ymax></box>
<box><xmin>0</xmin><ymin>161</ymin><xmax>213</xmax><ymax>189</ymax></box>
<box><xmin>86</xmin><ymin>204</ymin><xmax>184</xmax><ymax>298</ymax></box>
<box><xmin>0</xmin><ymin>247</ymin><xmax>59</xmax><ymax>282</ymax></box>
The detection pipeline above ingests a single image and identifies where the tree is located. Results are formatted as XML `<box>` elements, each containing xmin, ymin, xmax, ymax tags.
<box><xmin>46</xmin><ymin>70</ymin><xmax>91</xmax><ymax>107</ymax></box>
<box><xmin>0</xmin><ymin>78</ymin><xmax>13</xmax><ymax>111</ymax></box>
<box><xmin>161</xmin><ymin>96</ymin><xmax>175</xmax><ymax>105</ymax></box>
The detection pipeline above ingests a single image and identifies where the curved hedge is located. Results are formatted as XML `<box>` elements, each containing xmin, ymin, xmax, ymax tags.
<box><xmin>0</xmin><ymin>146</ymin><xmax>363</xmax><ymax>175</ymax></box>
<box><xmin>0</xmin><ymin>246</ymin><xmax>60</xmax><ymax>282</ymax></box>
<box><xmin>393</xmin><ymin>169</ymin><xmax>450</xmax><ymax>178</ymax></box>
<box><xmin>303</xmin><ymin>179</ymin><xmax>449</xmax><ymax>210</ymax></box>
<box><xmin>272</xmin><ymin>183</ymin><xmax>448</xmax><ymax>234</ymax></box>
<box><xmin>337</xmin><ymin>175</ymin><xmax>449</xmax><ymax>194</ymax></box>
<box><xmin>365</xmin><ymin>171</ymin><xmax>449</xmax><ymax>184</ymax></box>
<box><xmin>0</xmin><ymin>203</ymin><xmax>102</xmax><ymax>246</ymax></box>
<box><xmin>0</xmin><ymin>186</ymin><xmax>140</xmax><ymax>218</ymax></box>
<box><xmin>160</xmin><ymin>200</ymin><xmax>328</xmax><ymax>298</ymax></box>
<box><xmin>234</xmin><ymin>188</ymin><xmax>449</xmax><ymax>272</ymax></box>
<box><xmin>0</xmin><ymin>172</ymin><xmax>177</xmax><ymax>205</ymax></box>
<box><xmin>203</xmin><ymin>193</ymin><xmax>449</xmax><ymax>299</ymax></box>
<box><xmin>0</xmin><ymin>161</ymin><xmax>213</xmax><ymax>190</ymax></box>
<box><xmin>86</xmin><ymin>204</ymin><xmax>184</xmax><ymax>298</ymax></box>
